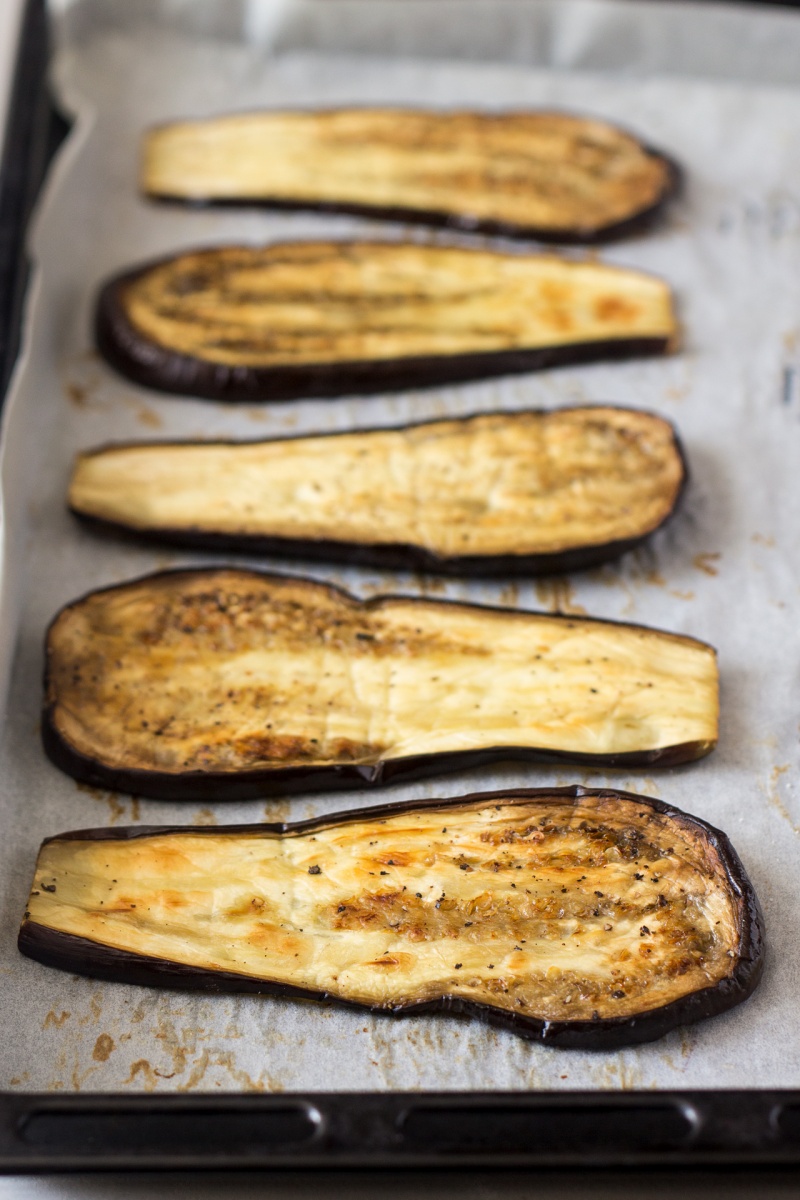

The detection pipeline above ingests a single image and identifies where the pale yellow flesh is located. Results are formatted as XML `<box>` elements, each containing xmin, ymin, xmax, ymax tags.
<box><xmin>119</xmin><ymin>243</ymin><xmax>678</xmax><ymax>369</ymax></box>
<box><xmin>142</xmin><ymin>109</ymin><xmax>672</xmax><ymax>235</ymax></box>
<box><xmin>69</xmin><ymin>409</ymin><xmax>684</xmax><ymax>558</ymax></box>
<box><xmin>47</xmin><ymin>572</ymin><xmax>719</xmax><ymax>777</ymax></box>
<box><xmin>24</xmin><ymin>795</ymin><xmax>740</xmax><ymax>1022</ymax></box>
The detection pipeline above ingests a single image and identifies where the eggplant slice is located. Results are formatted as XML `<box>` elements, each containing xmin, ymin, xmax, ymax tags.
<box><xmin>141</xmin><ymin>109</ymin><xmax>679</xmax><ymax>243</ymax></box>
<box><xmin>68</xmin><ymin>407</ymin><xmax>687</xmax><ymax>576</ymax></box>
<box><xmin>18</xmin><ymin>788</ymin><xmax>763</xmax><ymax>1048</ymax></box>
<box><xmin>95</xmin><ymin>242</ymin><xmax>678</xmax><ymax>402</ymax></box>
<box><xmin>43</xmin><ymin>570</ymin><xmax>718</xmax><ymax>801</ymax></box>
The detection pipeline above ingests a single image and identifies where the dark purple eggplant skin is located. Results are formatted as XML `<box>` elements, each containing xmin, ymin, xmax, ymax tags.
<box><xmin>40</xmin><ymin>723</ymin><xmax>714</xmax><ymax>804</ymax></box>
<box><xmin>41</xmin><ymin>569</ymin><xmax>715</xmax><ymax>802</ymax></box>
<box><xmin>94</xmin><ymin>268</ymin><xmax>674</xmax><ymax>404</ymax></box>
<box><xmin>68</xmin><ymin>407</ymin><xmax>689</xmax><ymax>578</ymax></box>
<box><xmin>145</xmin><ymin>146</ymin><xmax>682</xmax><ymax>247</ymax></box>
<box><xmin>17</xmin><ymin>787</ymin><xmax>764</xmax><ymax>1050</ymax></box>
<box><xmin>67</xmin><ymin>514</ymin><xmax>666</xmax><ymax>579</ymax></box>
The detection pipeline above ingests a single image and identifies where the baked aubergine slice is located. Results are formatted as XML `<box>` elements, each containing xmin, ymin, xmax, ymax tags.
<box><xmin>18</xmin><ymin>788</ymin><xmax>763</xmax><ymax>1049</ymax></box>
<box><xmin>43</xmin><ymin>570</ymin><xmax>719</xmax><ymax>801</ymax></box>
<box><xmin>141</xmin><ymin>108</ymin><xmax>679</xmax><ymax>244</ymax></box>
<box><xmin>67</xmin><ymin>407</ymin><xmax>687</xmax><ymax>576</ymax></box>
<box><xmin>94</xmin><ymin>242</ymin><xmax>678</xmax><ymax>402</ymax></box>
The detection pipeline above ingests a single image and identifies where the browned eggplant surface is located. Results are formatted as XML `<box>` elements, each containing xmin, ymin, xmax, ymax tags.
<box><xmin>68</xmin><ymin>408</ymin><xmax>687</xmax><ymax>575</ymax></box>
<box><xmin>141</xmin><ymin>109</ymin><xmax>678</xmax><ymax>243</ymax></box>
<box><xmin>18</xmin><ymin>789</ymin><xmax>763</xmax><ymax>1048</ymax></box>
<box><xmin>43</xmin><ymin>570</ymin><xmax>719</xmax><ymax>801</ymax></box>
<box><xmin>95</xmin><ymin>242</ymin><xmax>678</xmax><ymax>401</ymax></box>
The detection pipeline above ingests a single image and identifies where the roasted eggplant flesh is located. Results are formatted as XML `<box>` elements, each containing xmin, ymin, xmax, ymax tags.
<box><xmin>141</xmin><ymin>109</ymin><xmax>677</xmax><ymax>242</ymax></box>
<box><xmin>44</xmin><ymin>570</ymin><xmax>719</xmax><ymax>800</ymax></box>
<box><xmin>19</xmin><ymin>790</ymin><xmax>762</xmax><ymax>1046</ymax></box>
<box><xmin>68</xmin><ymin>408</ymin><xmax>686</xmax><ymax>572</ymax></box>
<box><xmin>96</xmin><ymin>242</ymin><xmax>677</xmax><ymax>401</ymax></box>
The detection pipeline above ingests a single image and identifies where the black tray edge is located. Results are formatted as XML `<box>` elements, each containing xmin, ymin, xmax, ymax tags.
<box><xmin>3</xmin><ymin>1089</ymin><xmax>800</xmax><ymax>1171</ymax></box>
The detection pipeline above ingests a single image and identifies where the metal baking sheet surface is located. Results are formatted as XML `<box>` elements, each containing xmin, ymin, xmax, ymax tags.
<box><xmin>1</xmin><ymin>0</ymin><xmax>799</xmax><ymax>1095</ymax></box>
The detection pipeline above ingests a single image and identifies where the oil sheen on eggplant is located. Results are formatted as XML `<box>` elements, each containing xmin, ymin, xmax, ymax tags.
<box><xmin>141</xmin><ymin>109</ymin><xmax>678</xmax><ymax>242</ymax></box>
<box><xmin>18</xmin><ymin>789</ymin><xmax>763</xmax><ymax>1048</ymax></box>
<box><xmin>94</xmin><ymin>242</ymin><xmax>678</xmax><ymax>402</ymax></box>
<box><xmin>43</xmin><ymin>570</ymin><xmax>719</xmax><ymax>801</ymax></box>
<box><xmin>67</xmin><ymin>407</ymin><xmax>687</xmax><ymax>575</ymax></box>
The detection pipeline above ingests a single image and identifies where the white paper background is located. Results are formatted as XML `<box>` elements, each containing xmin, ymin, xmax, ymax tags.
<box><xmin>2</xmin><ymin>1</ymin><xmax>800</xmax><ymax>1094</ymax></box>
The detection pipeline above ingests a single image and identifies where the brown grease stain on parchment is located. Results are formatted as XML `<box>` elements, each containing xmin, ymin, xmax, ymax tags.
<box><xmin>135</xmin><ymin>406</ymin><xmax>163</xmax><ymax>429</ymax></box>
<box><xmin>90</xmin><ymin>998</ymin><xmax>285</xmax><ymax>1094</ymax></box>
<box><xmin>77</xmin><ymin>989</ymin><xmax>104</xmax><ymax>1028</ymax></box>
<box><xmin>583</xmin><ymin>1055</ymin><xmax>643</xmax><ymax>1091</ymax></box>
<box><xmin>534</xmin><ymin>577</ymin><xmax>586</xmax><ymax>615</ymax></box>
<box><xmin>693</xmin><ymin>552</ymin><xmax>721</xmax><ymax>576</ymax></box>
<box><xmin>415</xmin><ymin>575</ymin><xmax>447</xmax><ymax>596</ymax></box>
<box><xmin>499</xmin><ymin>582</ymin><xmax>519</xmax><ymax>609</ymax></box>
<box><xmin>44</xmin><ymin>988</ymin><xmax>106</xmax><ymax>1091</ymax></box>
<box><xmin>653</xmin><ymin>1028</ymin><xmax>696</xmax><ymax>1079</ymax></box>
<box><xmin>176</xmin><ymin>1050</ymin><xmax>283</xmax><ymax>1094</ymax></box>
<box><xmin>43</xmin><ymin>1009</ymin><xmax>71</xmax><ymax>1029</ymax></box>
<box><xmin>92</xmin><ymin>1033</ymin><xmax>115</xmax><ymax>1062</ymax></box>
<box><xmin>264</xmin><ymin>798</ymin><xmax>291</xmax><ymax>823</ymax></box>
<box><xmin>764</xmin><ymin>763</ymin><xmax>797</xmax><ymax>833</ymax></box>
<box><xmin>65</xmin><ymin>382</ymin><xmax>91</xmax><ymax>408</ymax></box>
<box><xmin>62</xmin><ymin>352</ymin><xmax>107</xmax><ymax>410</ymax></box>
<box><xmin>586</xmin><ymin>551</ymin><xmax>699</xmax><ymax>606</ymax></box>
<box><xmin>366</xmin><ymin>1018</ymin><xmax>481</xmax><ymax>1091</ymax></box>
<box><xmin>588</xmin><ymin>565</ymin><xmax>637</xmax><ymax>616</ymax></box>
<box><xmin>192</xmin><ymin>807</ymin><xmax>218</xmax><ymax>826</ymax></box>
<box><xmin>627</xmin><ymin>548</ymin><xmax>694</xmax><ymax>601</ymax></box>
<box><xmin>124</xmin><ymin>1059</ymin><xmax>159</xmax><ymax>1090</ymax></box>
<box><xmin>75</xmin><ymin>782</ymin><xmax>140</xmax><ymax>824</ymax></box>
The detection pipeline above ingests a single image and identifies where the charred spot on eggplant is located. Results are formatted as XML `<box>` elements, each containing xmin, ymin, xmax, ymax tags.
<box><xmin>68</xmin><ymin>407</ymin><xmax>687</xmax><ymax>576</ymax></box>
<box><xmin>94</xmin><ymin>242</ymin><xmax>678</xmax><ymax>402</ymax></box>
<box><xmin>141</xmin><ymin>108</ymin><xmax>679</xmax><ymax>243</ymax></box>
<box><xmin>43</xmin><ymin>569</ymin><xmax>718</xmax><ymax>801</ymax></box>
<box><xmin>18</xmin><ymin>788</ymin><xmax>763</xmax><ymax>1048</ymax></box>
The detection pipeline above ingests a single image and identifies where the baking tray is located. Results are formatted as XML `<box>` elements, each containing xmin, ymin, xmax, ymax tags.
<box><xmin>4</xmin><ymin>0</ymin><xmax>800</xmax><ymax>1172</ymax></box>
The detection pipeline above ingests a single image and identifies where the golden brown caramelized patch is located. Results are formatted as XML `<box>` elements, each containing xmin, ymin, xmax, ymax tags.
<box><xmin>44</xmin><ymin>570</ymin><xmax>719</xmax><ymax>785</ymax></box>
<box><xmin>22</xmin><ymin>793</ymin><xmax>746</xmax><ymax>1026</ymax></box>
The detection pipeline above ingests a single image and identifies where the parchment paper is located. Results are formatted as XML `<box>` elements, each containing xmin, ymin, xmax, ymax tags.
<box><xmin>2</xmin><ymin>0</ymin><xmax>800</xmax><ymax>1094</ymax></box>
